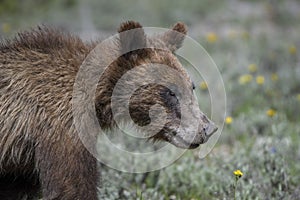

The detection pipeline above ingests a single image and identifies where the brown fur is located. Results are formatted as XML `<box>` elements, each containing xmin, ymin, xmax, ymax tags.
<box><xmin>0</xmin><ymin>26</ymin><xmax>98</xmax><ymax>199</ymax></box>
<box><xmin>0</xmin><ymin>21</ymin><xmax>215</xmax><ymax>199</ymax></box>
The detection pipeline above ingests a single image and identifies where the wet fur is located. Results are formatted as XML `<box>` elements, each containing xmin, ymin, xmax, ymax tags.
<box><xmin>0</xmin><ymin>22</ymin><xmax>188</xmax><ymax>199</ymax></box>
<box><xmin>0</xmin><ymin>27</ymin><xmax>100</xmax><ymax>200</ymax></box>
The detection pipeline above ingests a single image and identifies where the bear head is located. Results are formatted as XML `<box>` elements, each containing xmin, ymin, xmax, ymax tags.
<box><xmin>94</xmin><ymin>21</ymin><xmax>218</xmax><ymax>149</ymax></box>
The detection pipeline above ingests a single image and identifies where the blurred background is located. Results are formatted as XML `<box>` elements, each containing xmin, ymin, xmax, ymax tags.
<box><xmin>1</xmin><ymin>0</ymin><xmax>300</xmax><ymax>199</ymax></box>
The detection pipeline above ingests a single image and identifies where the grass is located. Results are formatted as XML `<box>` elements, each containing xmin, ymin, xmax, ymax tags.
<box><xmin>1</xmin><ymin>0</ymin><xmax>300</xmax><ymax>199</ymax></box>
<box><xmin>96</xmin><ymin>1</ymin><xmax>300</xmax><ymax>199</ymax></box>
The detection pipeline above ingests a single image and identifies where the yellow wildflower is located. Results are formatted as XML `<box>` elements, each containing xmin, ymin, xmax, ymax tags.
<box><xmin>233</xmin><ymin>169</ymin><xmax>243</xmax><ymax>200</ymax></box>
<box><xmin>239</xmin><ymin>74</ymin><xmax>253</xmax><ymax>84</ymax></box>
<box><xmin>271</xmin><ymin>73</ymin><xmax>278</xmax><ymax>81</ymax></box>
<box><xmin>233</xmin><ymin>170</ymin><xmax>243</xmax><ymax>178</ymax></box>
<box><xmin>297</xmin><ymin>94</ymin><xmax>300</xmax><ymax>101</ymax></box>
<box><xmin>248</xmin><ymin>64</ymin><xmax>257</xmax><ymax>73</ymax></box>
<box><xmin>256</xmin><ymin>75</ymin><xmax>265</xmax><ymax>85</ymax></box>
<box><xmin>289</xmin><ymin>45</ymin><xmax>297</xmax><ymax>55</ymax></box>
<box><xmin>206</xmin><ymin>32</ymin><xmax>218</xmax><ymax>43</ymax></box>
<box><xmin>266</xmin><ymin>109</ymin><xmax>276</xmax><ymax>117</ymax></box>
<box><xmin>225</xmin><ymin>116</ymin><xmax>233</xmax><ymax>124</ymax></box>
<box><xmin>241</xmin><ymin>31</ymin><xmax>249</xmax><ymax>40</ymax></box>
<box><xmin>2</xmin><ymin>23</ymin><xmax>11</xmax><ymax>33</ymax></box>
<box><xmin>199</xmin><ymin>81</ymin><xmax>208</xmax><ymax>90</ymax></box>
<box><xmin>228</xmin><ymin>30</ymin><xmax>238</xmax><ymax>39</ymax></box>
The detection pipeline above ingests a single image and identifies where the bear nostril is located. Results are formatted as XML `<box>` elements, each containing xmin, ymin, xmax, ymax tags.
<box><xmin>201</xmin><ymin>123</ymin><xmax>218</xmax><ymax>137</ymax></box>
<box><xmin>202</xmin><ymin>124</ymin><xmax>209</xmax><ymax>136</ymax></box>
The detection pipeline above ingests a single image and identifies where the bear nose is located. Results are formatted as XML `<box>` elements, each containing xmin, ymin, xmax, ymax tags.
<box><xmin>202</xmin><ymin>122</ymin><xmax>218</xmax><ymax>137</ymax></box>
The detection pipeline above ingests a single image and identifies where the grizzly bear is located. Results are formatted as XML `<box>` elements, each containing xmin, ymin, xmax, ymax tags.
<box><xmin>0</xmin><ymin>21</ymin><xmax>217</xmax><ymax>199</ymax></box>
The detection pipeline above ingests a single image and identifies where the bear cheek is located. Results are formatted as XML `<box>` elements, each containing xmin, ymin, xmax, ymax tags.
<box><xmin>129</xmin><ymin>105</ymin><xmax>151</xmax><ymax>126</ymax></box>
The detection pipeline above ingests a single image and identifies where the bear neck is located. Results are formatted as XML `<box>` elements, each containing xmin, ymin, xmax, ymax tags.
<box><xmin>95</xmin><ymin>58</ymin><xmax>136</xmax><ymax>130</ymax></box>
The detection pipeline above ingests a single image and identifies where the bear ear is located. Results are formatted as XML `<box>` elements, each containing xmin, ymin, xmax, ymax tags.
<box><xmin>161</xmin><ymin>22</ymin><xmax>187</xmax><ymax>52</ymax></box>
<box><xmin>118</xmin><ymin>21</ymin><xmax>147</xmax><ymax>56</ymax></box>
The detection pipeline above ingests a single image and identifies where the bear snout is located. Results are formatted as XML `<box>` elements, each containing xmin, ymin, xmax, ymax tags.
<box><xmin>202</xmin><ymin>122</ymin><xmax>218</xmax><ymax>137</ymax></box>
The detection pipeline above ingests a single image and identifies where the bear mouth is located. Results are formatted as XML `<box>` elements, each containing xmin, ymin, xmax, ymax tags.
<box><xmin>169</xmin><ymin>134</ymin><xmax>202</xmax><ymax>149</ymax></box>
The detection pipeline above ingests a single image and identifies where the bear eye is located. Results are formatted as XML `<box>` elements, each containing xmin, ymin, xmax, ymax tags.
<box><xmin>168</xmin><ymin>91</ymin><xmax>176</xmax><ymax>96</ymax></box>
<box><xmin>166</xmin><ymin>91</ymin><xmax>178</xmax><ymax>107</ymax></box>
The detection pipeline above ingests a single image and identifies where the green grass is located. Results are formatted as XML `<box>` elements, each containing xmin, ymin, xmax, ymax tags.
<box><xmin>96</xmin><ymin>1</ymin><xmax>300</xmax><ymax>199</ymax></box>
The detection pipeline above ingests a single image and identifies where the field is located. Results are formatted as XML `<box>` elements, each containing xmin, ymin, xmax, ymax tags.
<box><xmin>1</xmin><ymin>0</ymin><xmax>300</xmax><ymax>199</ymax></box>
